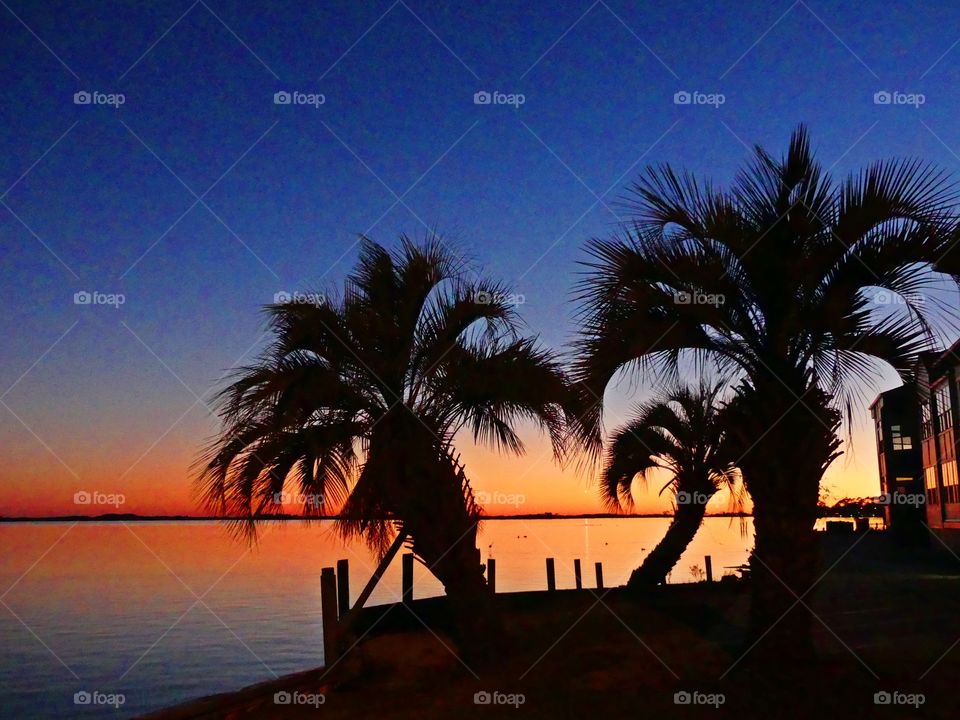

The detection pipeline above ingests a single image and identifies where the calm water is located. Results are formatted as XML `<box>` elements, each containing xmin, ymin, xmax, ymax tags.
<box><xmin>0</xmin><ymin>518</ymin><xmax>753</xmax><ymax>718</ymax></box>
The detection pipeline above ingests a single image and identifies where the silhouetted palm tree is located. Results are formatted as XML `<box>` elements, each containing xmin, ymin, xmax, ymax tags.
<box><xmin>197</xmin><ymin>235</ymin><xmax>571</xmax><ymax>658</ymax></box>
<box><xmin>602</xmin><ymin>382</ymin><xmax>739</xmax><ymax>590</ymax></box>
<box><xmin>572</xmin><ymin>125</ymin><xmax>960</xmax><ymax>656</ymax></box>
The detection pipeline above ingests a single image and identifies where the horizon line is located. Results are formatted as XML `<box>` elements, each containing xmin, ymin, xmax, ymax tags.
<box><xmin>0</xmin><ymin>511</ymin><xmax>755</xmax><ymax>523</ymax></box>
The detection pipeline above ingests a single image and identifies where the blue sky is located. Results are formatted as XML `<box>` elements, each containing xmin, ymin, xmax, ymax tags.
<box><xmin>3</xmin><ymin>0</ymin><xmax>960</xmax><ymax>514</ymax></box>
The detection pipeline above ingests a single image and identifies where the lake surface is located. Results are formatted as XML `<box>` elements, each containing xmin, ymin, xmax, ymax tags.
<box><xmin>0</xmin><ymin>518</ymin><xmax>754</xmax><ymax>718</ymax></box>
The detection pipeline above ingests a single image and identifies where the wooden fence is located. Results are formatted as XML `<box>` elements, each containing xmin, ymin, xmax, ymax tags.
<box><xmin>320</xmin><ymin>549</ymin><xmax>716</xmax><ymax>662</ymax></box>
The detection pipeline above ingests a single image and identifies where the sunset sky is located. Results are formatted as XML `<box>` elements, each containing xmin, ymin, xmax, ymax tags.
<box><xmin>3</xmin><ymin>1</ymin><xmax>957</xmax><ymax>518</ymax></box>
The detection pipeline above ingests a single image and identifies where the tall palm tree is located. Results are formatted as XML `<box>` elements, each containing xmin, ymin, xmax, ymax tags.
<box><xmin>571</xmin><ymin>125</ymin><xmax>960</xmax><ymax>657</ymax></box>
<box><xmin>197</xmin><ymin>235</ymin><xmax>571</xmax><ymax>658</ymax></box>
<box><xmin>602</xmin><ymin>382</ymin><xmax>739</xmax><ymax>590</ymax></box>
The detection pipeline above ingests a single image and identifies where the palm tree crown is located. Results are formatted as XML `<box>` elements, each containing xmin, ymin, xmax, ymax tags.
<box><xmin>197</xmin><ymin>235</ymin><xmax>571</xmax><ymax>551</ymax></box>
<box><xmin>601</xmin><ymin>381</ymin><xmax>739</xmax><ymax>511</ymax></box>
<box><xmin>572</xmin><ymin>125</ymin><xmax>959</xmax><ymax>451</ymax></box>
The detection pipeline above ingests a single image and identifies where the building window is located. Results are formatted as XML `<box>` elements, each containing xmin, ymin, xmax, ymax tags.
<box><xmin>942</xmin><ymin>460</ymin><xmax>959</xmax><ymax>504</ymax></box>
<box><xmin>922</xmin><ymin>403</ymin><xmax>934</xmax><ymax>439</ymax></box>
<box><xmin>935</xmin><ymin>383</ymin><xmax>953</xmax><ymax>433</ymax></box>
<box><xmin>941</xmin><ymin>429</ymin><xmax>956</xmax><ymax>462</ymax></box>
<box><xmin>926</xmin><ymin>466</ymin><xmax>940</xmax><ymax>505</ymax></box>
<box><xmin>890</xmin><ymin>425</ymin><xmax>913</xmax><ymax>451</ymax></box>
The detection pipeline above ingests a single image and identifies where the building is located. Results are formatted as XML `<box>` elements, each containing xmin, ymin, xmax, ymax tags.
<box><xmin>869</xmin><ymin>385</ymin><xmax>925</xmax><ymax>544</ymax></box>
<box><xmin>871</xmin><ymin>340</ymin><xmax>960</xmax><ymax>546</ymax></box>
<box><xmin>917</xmin><ymin>341</ymin><xmax>960</xmax><ymax>535</ymax></box>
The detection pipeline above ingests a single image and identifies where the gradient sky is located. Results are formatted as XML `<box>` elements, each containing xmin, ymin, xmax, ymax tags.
<box><xmin>3</xmin><ymin>1</ymin><xmax>960</xmax><ymax>517</ymax></box>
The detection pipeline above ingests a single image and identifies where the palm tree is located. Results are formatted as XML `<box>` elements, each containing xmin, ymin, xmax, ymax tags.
<box><xmin>571</xmin><ymin>125</ymin><xmax>960</xmax><ymax>657</ymax></box>
<box><xmin>197</xmin><ymin>235</ymin><xmax>571</xmax><ymax>659</ymax></box>
<box><xmin>601</xmin><ymin>382</ymin><xmax>739</xmax><ymax>590</ymax></box>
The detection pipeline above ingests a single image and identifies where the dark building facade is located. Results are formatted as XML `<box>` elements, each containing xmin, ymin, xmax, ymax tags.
<box><xmin>869</xmin><ymin>385</ymin><xmax>925</xmax><ymax>543</ymax></box>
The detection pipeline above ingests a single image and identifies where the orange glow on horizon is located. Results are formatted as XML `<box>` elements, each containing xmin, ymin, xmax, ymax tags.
<box><xmin>1</xmin><ymin>418</ymin><xmax>882</xmax><ymax>518</ymax></box>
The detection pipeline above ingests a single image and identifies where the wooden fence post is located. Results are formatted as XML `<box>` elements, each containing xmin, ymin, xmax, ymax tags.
<box><xmin>402</xmin><ymin>552</ymin><xmax>414</xmax><ymax>606</ymax></box>
<box><xmin>595</xmin><ymin>562</ymin><xmax>604</xmax><ymax>590</ymax></box>
<box><xmin>546</xmin><ymin>558</ymin><xmax>556</xmax><ymax>591</ymax></box>
<box><xmin>320</xmin><ymin>567</ymin><xmax>339</xmax><ymax>664</ymax></box>
<box><xmin>574</xmin><ymin>559</ymin><xmax>582</xmax><ymax>590</ymax></box>
<box><xmin>338</xmin><ymin>530</ymin><xmax>408</xmax><ymax>638</ymax></box>
<box><xmin>487</xmin><ymin>558</ymin><xmax>496</xmax><ymax>594</ymax></box>
<box><xmin>336</xmin><ymin>559</ymin><xmax>350</xmax><ymax>616</ymax></box>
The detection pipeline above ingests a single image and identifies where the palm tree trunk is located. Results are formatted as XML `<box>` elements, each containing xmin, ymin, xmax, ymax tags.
<box><xmin>378</xmin><ymin>427</ymin><xmax>501</xmax><ymax>663</ymax></box>
<box><xmin>401</xmin><ymin>511</ymin><xmax>501</xmax><ymax>663</ymax></box>
<box><xmin>422</xmin><ymin>522</ymin><xmax>500</xmax><ymax>659</ymax></box>
<box><xmin>727</xmin><ymin>379</ymin><xmax>842</xmax><ymax>665</ymax></box>
<box><xmin>627</xmin><ymin>492</ymin><xmax>711</xmax><ymax>590</ymax></box>
<box><xmin>748</xmin><ymin>484</ymin><xmax>820</xmax><ymax>658</ymax></box>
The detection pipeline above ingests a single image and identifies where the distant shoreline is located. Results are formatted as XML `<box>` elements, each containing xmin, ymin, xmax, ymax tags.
<box><xmin>0</xmin><ymin>512</ymin><xmax>753</xmax><ymax>523</ymax></box>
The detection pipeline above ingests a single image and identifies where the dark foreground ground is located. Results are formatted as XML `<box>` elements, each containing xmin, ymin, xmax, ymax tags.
<box><xmin>142</xmin><ymin>531</ymin><xmax>960</xmax><ymax>719</ymax></box>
